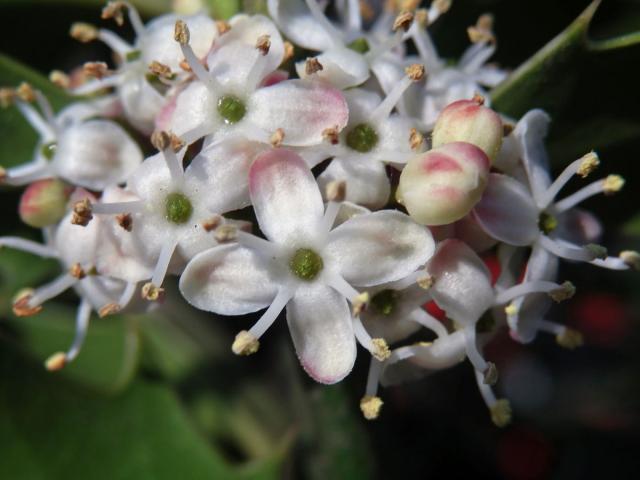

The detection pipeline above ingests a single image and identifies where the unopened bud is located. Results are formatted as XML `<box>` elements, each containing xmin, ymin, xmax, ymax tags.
<box><xmin>432</xmin><ymin>99</ymin><xmax>503</xmax><ymax>163</ymax></box>
<box><xmin>19</xmin><ymin>179</ymin><xmax>71</xmax><ymax>228</ymax></box>
<box><xmin>397</xmin><ymin>142</ymin><xmax>490</xmax><ymax>225</ymax></box>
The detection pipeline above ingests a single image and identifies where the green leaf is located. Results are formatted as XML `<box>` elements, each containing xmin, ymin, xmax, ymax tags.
<box><xmin>0</xmin><ymin>53</ymin><xmax>72</xmax><ymax>168</ymax></box>
<box><xmin>491</xmin><ymin>1</ymin><xmax>601</xmax><ymax>118</ymax></box>
<box><xmin>9</xmin><ymin>303</ymin><xmax>141</xmax><ymax>394</ymax></box>
<box><xmin>0</xmin><ymin>345</ymin><xmax>237</xmax><ymax>480</ymax></box>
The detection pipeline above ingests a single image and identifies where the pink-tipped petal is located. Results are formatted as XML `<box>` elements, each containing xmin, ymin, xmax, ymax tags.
<box><xmin>249</xmin><ymin>148</ymin><xmax>324</xmax><ymax>244</ymax></box>
<box><xmin>287</xmin><ymin>283</ymin><xmax>356</xmax><ymax>384</ymax></box>
<box><xmin>247</xmin><ymin>80</ymin><xmax>348</xmax><ymax>146</ymax></box>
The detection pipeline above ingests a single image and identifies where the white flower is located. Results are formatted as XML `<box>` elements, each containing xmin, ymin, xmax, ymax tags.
<box><xmin>162</xmin><ymin>15</ymin><xmax>349</xmax><ymax>148</ymax></box>
<box><xmin>179</xmin><ymin>148</ymin><xmax>434</xmax><ymax>383</ymax></box>
<box><xmin>1</xmin><ymin>88</ymin><xmax>142</xmax><ymax>190</ymax></box>
<box><xmin>71</xmin><ymin>6</ymin><xmax>217</xmax><ymax>133</ymax></box>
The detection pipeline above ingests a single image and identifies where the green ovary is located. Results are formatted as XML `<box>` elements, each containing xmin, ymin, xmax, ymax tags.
<box><xmin>165</xmin><ymin>192</ymin><xmax>193</xmax><ymax>224</ymax></box>
<box><xmin>289</xmin><ymin>248</ymin><xmax>324</xmax><ymax>281</ymax></box>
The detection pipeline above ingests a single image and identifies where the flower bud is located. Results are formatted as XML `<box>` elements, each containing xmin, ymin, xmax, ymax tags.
<box><xmin>19</xmin><ymin>179</ymin><xmax>71</xmax><ymax>228</ymax></box>
<box><xmin>397</xmin><ymin>142</ymin><xmax>490</xmax><ymax>226</ymax></box>
<box><xmin>432</xmin><ymin>99</ymin><xmax>503</xmax><ymax>163</ymax></box>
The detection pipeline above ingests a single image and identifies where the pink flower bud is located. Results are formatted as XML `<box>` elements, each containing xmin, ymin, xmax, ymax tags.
<box><xmin>397</xmin><ymin>142</ymin><xmax>490</xmax><ymax>226</ymax></box>
<box><xmin>19</xmin><ymin>179</ymin><xmax>72</xmax><ymax>228</ymax></box>
<box><xmin>432</xmin><ymin>98</ymin><xmax>503</xmax><ymax>163</ymax></box>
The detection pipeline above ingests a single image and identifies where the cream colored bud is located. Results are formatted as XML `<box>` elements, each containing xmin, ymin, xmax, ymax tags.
<box><xmin>397</xmin><ymin>142</ymin><xmax>490</xmax><ymax>226</ymax></box>
<box><xmin>19</xmin><ymin>179</ymin><xmax>71</xmax><ymax>228</ymax></box>
<box><xmin>432</xmin><ymin>99</ymin><xmax>503</xmax><ymax>163</ymax></box>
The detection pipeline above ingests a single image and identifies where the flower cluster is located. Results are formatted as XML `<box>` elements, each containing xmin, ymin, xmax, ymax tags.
<box><xmin>0</xmin><ymin>0</ymin><xmax>636</xmax><ymax>425</ymax></box>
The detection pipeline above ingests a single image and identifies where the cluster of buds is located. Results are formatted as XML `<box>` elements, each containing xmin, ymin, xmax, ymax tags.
<box><xmin>0</xmin><ymin>1</ymin><xmax>635</xmax><ymax>426</ymax></box>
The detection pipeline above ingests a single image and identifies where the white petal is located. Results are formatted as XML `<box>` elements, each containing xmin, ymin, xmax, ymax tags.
<box><xmin>52</xmin><ymin>120</ymin><xmax>143</xmax><ymax>190</ymax></box>
<box><xmin>138</xmin><ymin>13</ymin><xmax>217</xmax><ymax>71</ymax></box>
<box><xmin>119</xmin><ymin>75</ymin><xmax>166</xmax><ymax>134</ymax></box>
<box><xmin>317</xmin><ymin>156</ymin><xmax>390</xmax><ymax>209</ymax></box>
<box><xmin>247</xmin><ymin>79</ymin><xmax>348</xmax><ymax>146</ymax></box>
<box><xmin>179</xmin><ymin>244</ymin><xmax>279</xmax><ymax>315</ymax></box>
<box><xmin>267</xmin><ymin>0</ymin><xmax>338</xmax><ymax>51</ymax></box>
<box><xmin>514</xmin><ymin>109</ymin><xmax>552</xmax><ymax>202</ymax></box>
<box><xmin>556</xmin><ymin>208</ymin><xmax>603</xmax><ymax>244</ymax></box>
<box><xmin>287</xmin><ymin>283</ymin><xmax>356</xmax><ymax>384</ymax></box>
<box><xmin>166</xmin><ymin>81</ymin><xmax>218</xmax><ymax>137</ymax></box>
<box><xmin>473</xmin><ymin>173</ymin><xmax>539</xmax><ymax>246</ymax></box>
<box><xmin>427</xmin><ymin>239</ymin><xmax>494</xmax><ymax>324</ymax></box>
<box><xmin>54</xmin><ymin>209</ymin><xmax>100</xmax><ymax>268</ymax></box>
<box><xmin>377</xmin><ymin>115</ymin><xmax>423</xmax><ymax>163</ymax></box>
<box><xmin>326</xmin><ymin>210</ymin><xmax>435</xmax><ymax>286</ymax></box>
<box><xmin>186</xmin><ymin>137</ymin><xmax>267</xmax><ymax>213</ymax></box>
<box><xmin>249</xmin><ymin>148</ymin><xmax>324</xmax><ymax>245</ymax></box>
<box><xmin>343</xmin><ymin>88</ymin><xmax>381</xmax><ymax>124</ymax></box>
<box><xmin>295</xmin><ymin>47</ymin><xmax>370</xmax><ymax>89</ymax></box>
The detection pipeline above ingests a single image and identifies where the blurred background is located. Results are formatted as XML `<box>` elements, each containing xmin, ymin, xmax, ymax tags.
<box><xmin>0</xmin><ymin>0</ymin><xmax>639</xmax><ymax>478</ymax></box>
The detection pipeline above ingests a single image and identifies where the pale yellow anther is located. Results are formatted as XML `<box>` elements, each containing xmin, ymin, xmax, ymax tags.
<box><xmin>483</xmin><ymin>361</ymin><xmax>498</xmax><ymax>385</ymax></box>
<box><xmin>69</xmin><ymin>263</ymin><xmax>86</xmax><ymax>279</ymax></box>
<box><xmin>620</xmin><ymin>250</ymin><xmax>640</xmax><ymax>270</ymax></box>
<box><xmin>414</xmin><ymin>9</ymin><xmax>429</xmax><ymax>27</ymax></box>
<box><xmin>270</xmin><ymin>128</ymin><xmax>285</xmax><ymax>147</ymax></box>
<box><xmin>216</xmin><ymin>20</ymin><xmax>231</xmax><ymax>35</ymax></box>
<box><xmin>256</xmin><ymin>35</ymin><xmax>271</xmax><ymax>55</ymax></box>
<box><xmin>116</xmin><ymin>213</ymin><xmax>133</xmax><ymax>232</ymax></box>
<box><xmin>322</xmin><ymin>126</ymin><xmax>340</xmax><ymax>145</ymax></box>
<box><xmin>215</xmin><ymin>224</ymin><xmax>238</xmax><ymax>243</ymax></box>
<box><xmin>232</xmin><ymin>330</ymin><xmax>260</xmax><ymax>356</ymax></box>
<box><xmin>179</xmin><ymin>59</ymin><xmax>192</xmax><ymax>72</ymax></box>
<box><xmin>467</xmin><ymin>13</ymin><xmax>495</xmax><ymax>44</ymax></box>
<box><xmin>70</xmin><ymin>22</ymin><xmax>98</xmax><ymax>42</ymax></box>
<box><xmin>148</xmin><ymin>61</ymin><xmax>174</xmax><ymax>79</ymax></box>
<box><xmin>416</xmin><ymin>273</ymin><xmax>434</xmax><ymax>290</ymax></box>
<box><xmin>577</xmin><ymin>151</ymin><xmax>600</xmax><ymax>178</ymax></box>
<box><xmin>603</xmin><ymin>174</ymin><xmax>625</xmax><ymax>194</ymax></box>
<box><xmin>556</xmin><ymin>328</ymin><xmax>584</xmax><ymax>349</ymax></box>
<box><xmin>71</xmin><ymin>199</ymin><xmax>93</xmax><ymax>226</ymax></box>
<box><xmin>0</xmin><ymin>88</ymin><xmax>15</xmax><ymax>108</ymax></box>
<box><xmin>352</xmin><ymin>291</ymin><xmax>370</xmax><ymax>316</ymax></box>
<box><xmin>372</xmin><ymin>338</ymin><xmax>391</xmax><ymax>361</ymax></box>
<box><xmin>141</xmin><ymin>282</ymin><xmax>164</xmax><ymax>301</ymax></box>
<box><xmin>471</xmin><ymin>92</ymin><xmax>486</xmax><ymax>105</ymax></box>
<box><xmin>83</xmin><ymin>62</ymin><xmax>111</xmax><ymax>80</ymax></box>
<box><xmin>202</xmin><ymin>215</ymin><xmax>222</xmax><ymax>232</ymax></box>
<box><xmin>45</xmin><ymin>352</ymin><xmax>67</xmax><ymax>372</ymax></box>
<box><xmin>305</xmin><ymin>57</ymin><xmax>323</xmax><ymax>75</ymax></box>
<box><xmin>490</xmin><ymin>399</ymin><xmax>512</xmax><ymax>427</ymax></box>
<box><xmin>49</xmin><ymin>70</ymin><xmax>70</xmax><ymax>89</ymax></box>
<box><xmin>282</xmin><ymin>41</ymin><xmax>295</xmax><ymax>64</ymax></box>
<box><xmin>174</xmin><ymin>20</ymin><xmax>190</xmax><ymax>45</ymax></box>
<box><xmin>151</xmin><ymin>130</ymin><xmax>184</xmax><ymax>152</ymax></box>
<box><xmin>360</xmin><ymin>395</ymin><xmax>383</xmax><ymax>420</ymax></box>
<box><xmin>409</xmin><ymin>128</ymin><xmax>424</xmax><ymax>150</ymax></box>
<box><xmin>102</xmin><ymin>1</ymin><xmax>127</xmax><ymax>26</ymax></box>
<box><xmin>549</xmin><ymin>281</ymin><xmax>575</xmax><ymax>302</ymax></box>
<box><xmin>99</xmin><ymin>302</ymin><xmax>121</xmax><ymax>318</ymax></box>
<box><xmin>16</xmin><ymin>83</ymin><xmax>36</xmax><ymax>102</ymax></box>
<box><xmin>326</xmin><ymin>180</ymin><xmax>347</xmax><ymax>202</ymax></box>
<box><xmin>12</xmin><ymin>291</ymin><xmax>42</xmax><ymax>317</ymax></box>
<box><xmin>504</xmin><ymin>303</ymin><xmax>518</xmax><ymax>317</ymax></box>
<box><xmin>393</xmin><ymin>11</ymin><xmax>414</xmax><ymax>32</ymax></box>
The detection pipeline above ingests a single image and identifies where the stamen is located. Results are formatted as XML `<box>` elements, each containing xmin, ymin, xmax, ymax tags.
<box><xmin>150</xmin><ymin>238</ymin><xmax>179</xmax><ymax>287</ymax></box>
<box><xmin>148</xmin><ymin>61</ymin><xmax>174</xmax><ymax>80</ymax></box>
<box><xmin>99</xmin><ymin>281</ymin><xmax>137</xmax><ymax>317</ymax></box>
<box><xmin>174</xmin><ymin>21</ymin><xmax>222</xmax><ymax>93</ymax></box>
<box><xmin>352</xmin><ymin>292</ymin><xmax>370</xmax><ymax>316</ymax></box>
<box><xmin>353</xmin><ymin>314</ymin><xmax>381</xmax><ymax>355</ymax></box>
<box><xmin>96</xmin><ymin>29</ymin><xmax>133</xmax><ymax>56</ymax></box>
<box><xmin>15</xmin><ymin>101</ymin><xmax>55</xmax><ymax>139</ymax></box>
<box><xmin>12</xmin><ymin>291</ymin><xmax>42</xmax><ymax>317</ymax></box>
<box><xmin>539</xmin><ymin>235</ymin><xmax>604</xmax><ymax>263</ymax></box>
<box><xmin>495</xmin><ymin>279</ymin><xmax>573</xmax><ymax>304</ymax></box>
<box><xmin>538</xmin><ymin>154</ymin><xmax>603</xmax><ymax>210</ymax></box>
<box><xmin>620</xmin><ymin>250</ymin><xmax>640</xmax><ymax>270</ymax></box>
<box><xmin>462</xmin><ymin>327</ymin><xmax>495</xmax><ymax>383</ymax></box>
<box><xmin>245</xmin><ymin>287</ymin><xmax>292</xmax><ymax>340</ymax></box>
<box><xmin>325</xmin><ymin>180</ymin><xmax>346</xmax><ymax>203</ymax></box>
<box><xmin>49</xmin><ymin>70</ymin><xmax>70</xmax><ymax>89</ymax></box>
<box><xmin>141</xmin><ymin>282</ymin><xmax>164</xmax><ymax>301</ymax></box>
<box><xmin>282</xmin><ymin>41</ymin><xmax>295</xmax><ymax>64</ymax></box>
<box><xmin>202</xmin><ymin>215</ymin><xmax>222</xmax><ymax>232</ymax></box>
<box><xmin>0</xmin><ymin>88</ymin><xmax>15</xmax><ymax>108</ymax></box>
<box><xmin>369</xmin><ymin>65</ymin><xmax>423</xmax><ymax>122</ymax></box>
<box><xmin>24</xmin><ymin>272</ymin><xmax>78</xmax><ymax>308</ymax></box>
<box><xmin>539</xmin><ymin>321</ymin><xmax>583</xmax><ymax>349</ymax></box>
<box><xmin>270</xmin><ymin>128</ymin><xmax>285</xmax><ymax>147</ymax></box>
<box><xmin>216</xmin><ymin>20</ymin><xmax>231</xmax><ymax>35</ymax></box>
<box><xmin>407</xmin><ymin>308</ymin><xmax>449</xmax><ymax>339</ymax></box>
<box><xmin>347</xmin><ymin>0</ymin><xmax>363</xmax><ymax>32</ymax></box>
<box><xmin>64</xmin><ymin>299</ymin><xmax>92</xmax><ymax>362</ymax></box>
<box><xmin>467</xmin><ymin>14</ymin><xmax>495</xmax><ymax>44</ymax></box>
<box><xmin>365</xmin><ymin>357</ymin><xmax>382</xmax><ymax>397</ymax></box>
<box><xmin>83</xmin><ymin>62</ymin><xmax>111</xmax><ymax>80</ymax></box>
<box><xmin>393</xmin><ymin>11</ymin><xmax>414</xmax><ymax>32</ymax></box>
<box><xmin>372</xmin><ymin>338</ymin><xmax>391</xmax><ymax>361</ymax></box>
<box><xmin>409</xmin><ymin>128</ymin><xmax>424</xmax><ymax>150</ymax></box>
<box><xmin>102</xmin><ymin>1</ymin><xmax>126</xmax><ymax>26</ymax></box>
<box><xmin>360</xmin><ymin>395</ymin><xmax>383</xmax><ymax>420</ymax></box>
<box><xmin>45</xmin><ymin>352</ymin><xmax>67</xmax><ymax>371</ymax></box>
<box><xmin>116</xmin><ymin>213</ymin><xmax>133</xmax><ymax>231</ymax></box>
<box><xmin>0</xmin><ymin>236</ymin><xmax>58</xmax><ymax>258</ymax></box>
<box><xmin>473</xmin><ymin>368</ymin><xmax>511</xmax><ymax>427</ymax></box>
<box><xmin>151</xmin><ymin>130</ymin><xmax>185</xmax><ymax>181</ymax></box>
<box><xmin>255</xmin><ymin>35</ymin><xmax>271</xmax><ymax>55</ymax></box>
<box><xmin>215</xmin><ymin>224</ymin><xmax>238</xmax><ymax>243</ymax></box>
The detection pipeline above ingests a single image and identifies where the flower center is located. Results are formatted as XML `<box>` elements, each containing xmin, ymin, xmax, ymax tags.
<box><xmin>346</xmin><ymin>123</ymin><xmax>378</xmax><ymax>153</ymax></box>
<box><xmin>371</xmin><ymin>289</ymin><xmax>397</xmax><ymax>316</ymax></box>
<box><xmin>217</xmin><ymin>95</ymin><xmax>246</xmax><ymax>124</ymax></box>
<box><xmin>41</xmin><ymin>141</ymin><xmax>57</xmax><ymax>160</ymax></box>
<box><xmin>165</xmin><ymin>192</ymin><xmax>193</xmax><ymax>224</ymax></box>
<box><xmin>347</xmin><ymin>37</ymin><xmax>370</xmax><ymax>54</ymax></box>
<box><xmin>538</xmin><ymin>212</ymin><xmax>558</xmax><ymax>234</ymax></box>
<box><xmin>289</xmin><ymin>248</ymin><xmax>323</xmax><ymax>281</ymax></box>
<box><xmin>125</xmin><ymin>50</ymin><xmax>142</xmax><ymax>62</ymax></box>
